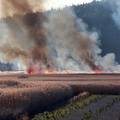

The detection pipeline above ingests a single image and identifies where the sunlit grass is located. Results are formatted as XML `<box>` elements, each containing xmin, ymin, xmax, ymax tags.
<box><xmin>32</xmin><ymin>95</ymin><xmax>103</xmax><ymax>120</ymax></box>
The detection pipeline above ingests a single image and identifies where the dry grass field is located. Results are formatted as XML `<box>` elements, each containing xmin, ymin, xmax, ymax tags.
<box><xmin>0</xmin><ymin>77</ymin><xmax>73</xmax><ymax>120</ymax></box>
<box><xmin>0</xmin><ymin>73</ymin><xmax>120</xmax><ymax>120</ymax></box>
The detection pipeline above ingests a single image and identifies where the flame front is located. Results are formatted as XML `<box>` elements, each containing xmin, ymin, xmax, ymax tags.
<box><xmin>27</xmin><ymin>65</ymin><xmax>80</xmax><ymax>75</ymax></box>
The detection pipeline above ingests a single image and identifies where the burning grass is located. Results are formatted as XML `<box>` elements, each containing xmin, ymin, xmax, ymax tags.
<box><xmin>0</xmin><ymin>79</ymin><xmax>73</xmax><ymax>120</ymax></box>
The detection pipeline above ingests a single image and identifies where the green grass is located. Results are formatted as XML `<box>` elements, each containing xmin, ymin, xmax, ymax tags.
<box><xmin>32</xmin><ymin>95</ymin><xmax>103</xmax><ymax>120</ymax></box>
<box><xmin>81</xmin><ymin>110</ymin><xmax>93</xmax><ymax>120</ymax></box>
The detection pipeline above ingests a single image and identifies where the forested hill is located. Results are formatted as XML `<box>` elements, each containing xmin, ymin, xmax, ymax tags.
<box><xmin>73</xmin><ymin>1</ymin><xmax>120</xmax><ymax>63</ymax></box>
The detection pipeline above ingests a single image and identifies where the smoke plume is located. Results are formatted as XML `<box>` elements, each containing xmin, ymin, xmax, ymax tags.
<box><xmin>44</xmin><ymin>8</ymin><xmax>101</xmax><ymax>72</ymax></box>
<box><xmin>0</xmin><ymin>0</ymin><xmax>44</xmax><ymax>18</ymax></box>
<box><xmin>0</xmin><ymin>0</ymin><xmax>120</xmax><ymax>72</ymax></box>
<box><xmin>0</xmin><ymin>0</ymin><xmax>49</xmax><ymax>70</ymax></box>
<box><xmin>106</xmin><ymin>0</ymin><xmax>120</xmax><ymax>28</ymax></box>
<box><xmin>0</xmin><ymin>0</ymin><xmax>94</xmax><ymax>19</ymax></box>
<box><xmin>111</xmin><ymin>0</ymin><xmax>120</xmax><ymax>29</ymax></box>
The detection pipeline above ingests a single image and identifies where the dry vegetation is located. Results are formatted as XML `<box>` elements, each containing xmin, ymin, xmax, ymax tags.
<box><xmin>0</xmin><ymin>79</ymin><xmax>73</xmax><ymax>120</ymax></box>
<box><xmin>32</xmin><ymin>95</ymin><xmax>103</xmax><ymax>120</ymax></box>
<box><xmin>0</xmin><ymin>74</ymin><xmax>120</xmax><ymax>120</ymax></box>
<box><xmin>32</xmin><ymin>95</ymin><xmax>120</xmax><ymax>120</ymax></box>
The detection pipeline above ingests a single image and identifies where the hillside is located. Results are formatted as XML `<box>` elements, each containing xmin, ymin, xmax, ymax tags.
<box><xmin>74</xmin><ymin>1</ymin><xmax>120</xmax><ymax>63</ymax></box>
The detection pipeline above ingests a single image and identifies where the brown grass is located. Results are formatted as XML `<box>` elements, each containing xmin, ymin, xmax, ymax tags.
<box><xmin>0</xmin><ymin>79</ymin><xmax>73</xmax><ymax>119</ymax></box>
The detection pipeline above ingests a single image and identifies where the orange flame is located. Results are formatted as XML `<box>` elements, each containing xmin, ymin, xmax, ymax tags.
<box><xmin>94</xmin><ymin>66</ymin><xmax>104</xmax><ymax>74</ymax></box>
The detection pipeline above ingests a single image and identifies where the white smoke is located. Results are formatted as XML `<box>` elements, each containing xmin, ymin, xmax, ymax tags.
<box><xmin>109</xmin><ymin>0</ymin><xmax>120</xmax><ymax>28</ymax></box>
<box><xmin>44</xmin><ymin>8</ymin><xmax>120</xmax><ymax>73</ymax></box>
<box><xmin>113</xmin><ymin>1</ymin><xmax>120</xmax><ymax>28</ymax></box>
<box><xmin>1</xmin><ymin>0</ymin><xmax>120</xmax><ymax>73</ymax></box>
<box><xmin>96</xmin><ymin>53</ymin><xmax>120</xmax><ymax>72</ymax></box>
<box><xmin>44</xmin><ymin>8</ymin><xmax>98</xmax><ymax>72</ymax></box>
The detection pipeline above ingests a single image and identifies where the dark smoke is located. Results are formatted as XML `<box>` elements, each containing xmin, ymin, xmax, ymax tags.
<box><xmin>5</xmin><ymin>0</ymin><xmax>32</xmax><ymax>13</ymax></box>
<box><xmin>0</xmin><ymin>7</ymin><xmax>101</xmax><ymax>71</ymax></box>
<box><xmin>1</xmin><ymin>1</ymin><xmax>120</xmax><ymax>72</ymax></box>
<box><xmin>0</xmin><ymin>44</ymin><xmax>28</xmax><ymax>60</ymax></box>
<box><xmin>0</xmin><ymin>0</ymin><xmax>50</xmax><ymax>69</ymax></box>
<box><xmin>23</xmin><ymin>13</ymin><xmax>48</xmax><ymax>64</ymax></box>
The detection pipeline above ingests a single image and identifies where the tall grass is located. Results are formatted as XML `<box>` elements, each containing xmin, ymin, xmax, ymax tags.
<box><xmin>32</xmin><ymin>95</ymin><xmax>103</xmax><ymax>120</ymax></box>
<box><xmin>0</xmin><ymin>80</ymin><xmax>73</xmax><ymax>119</ymax></box>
